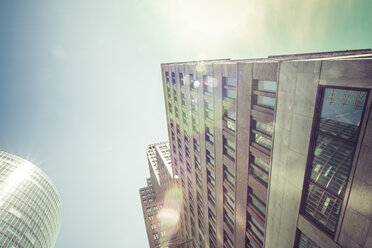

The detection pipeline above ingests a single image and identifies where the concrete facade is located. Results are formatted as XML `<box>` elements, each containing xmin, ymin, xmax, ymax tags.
<box><xmin>159</xmin><ymin>49</ymin><xmax>372</xmax><ymax>248</ymax></box>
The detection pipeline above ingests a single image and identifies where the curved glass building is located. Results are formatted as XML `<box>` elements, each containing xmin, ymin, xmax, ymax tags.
<box><xmin>0</xmin><ymin>151</ymin><xmax>63</xmax><ymax>248</ymax></box>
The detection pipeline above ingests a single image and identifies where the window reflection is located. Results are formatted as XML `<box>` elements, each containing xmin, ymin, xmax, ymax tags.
<box><xmin>311</xmin><ymin>135</ymin><xmax>354</xmax><ymax>196</ymax></box>
<box><xmin>320</xmin><ymin>89</ymin><xmax>367</xmax><ymax>142</ymax></box>
<box><xmin>303</xmin><ymin>87</ymin><xmax>368</xmax><ymax>235</ymax></box>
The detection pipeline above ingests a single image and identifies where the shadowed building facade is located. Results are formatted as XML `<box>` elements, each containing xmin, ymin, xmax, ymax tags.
<box><xmin>160</xmin><ymin>49</ymin><xmax>372</xmax><ymax>248</ymax></box>
<box><xmin>0</xmin><ymin>151</ymin><xmax>63</xmax><ymax>248</ymax></box>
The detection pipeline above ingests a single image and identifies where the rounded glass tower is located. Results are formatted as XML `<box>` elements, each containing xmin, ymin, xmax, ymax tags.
<box><xmin>0</xmin><ymin>151</ymin><xmax>63</xmax><ymax>248</ymax></box>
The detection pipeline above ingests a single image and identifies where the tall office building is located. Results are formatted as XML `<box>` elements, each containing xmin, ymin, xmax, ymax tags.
<box><xmin>139</xmin><ymin>141</ymin><xmax>182</xmax><ymax>248</ymax></box>
<box><xmin>0</xmin><ymin>151</ymin><xmax>63</xmax><ymax>248</ymax></box>
<box><xmin>161</xmin><ymin>49</ymin><xmax>372</xmax><ymax>248</ymax></box>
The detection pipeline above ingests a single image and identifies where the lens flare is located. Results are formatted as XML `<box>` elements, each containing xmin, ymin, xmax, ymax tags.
<box><xmin>196</xmin><ymin>61</ymin><xmax>206</xmax><ymax>74</ymax></box>
<box><xmin>157</xmin><ymin>185</ymin><xmax>183</xmax><ymax>241</ymax></box>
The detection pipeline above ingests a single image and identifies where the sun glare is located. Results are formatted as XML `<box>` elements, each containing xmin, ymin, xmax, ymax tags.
<box><xmin>157</xmin><ymin>185</ymin><xmax>183</xmax><ymax>238</ymax></box>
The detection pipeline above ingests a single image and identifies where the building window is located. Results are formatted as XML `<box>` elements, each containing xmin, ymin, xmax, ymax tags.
<box><xmin>192</xmin><ymin>117</ymin><xmax>199</xmax><ymax>132</ymax></box>
<box><xmin>223</xmin><ymin>88</ymin><xmax>237</xmax><ymax>99</ymax></box>
<box><xmin>251</xmin><ymin>156</ymin><xmax>269</xmax><ymax>185</ymax></box>
<box><xmin>208</xmin><ymin>188</ymin><xmax>216</xmax><ymax>207</ymax></box>
<box><xmin>206</xmin><ymin>150</ymin><xmax>215</xmax><ymax>167</ymax></box>
<box><xmin>175</xmin><ymin>106</ymin><xmax>179</xmax><ymax>118</ymax></box>
<box><xmin>224</xmin><ymin>209</ymin><xmax>235</xmax><ymax>234</ymax></box>
<box><xmin>224</xmin><ymin>186</ymin><xmax>235</xmax><ymax>212</ymax></box>
<box><xmin>247</xmin><ymin>214</ymin><xmax>264</xmax><ymax>244</ymax></box>
<box><xmin>254</xmin><ymin>80</ymin><xmax>277</xmax><ymax>110</ymax></box>
<box><xmin>167</xmin><ymin>85</ymin><xmax>172</xmax><ymax>99</ymax></box>
<box><xmin>296</xmin><ymin>230</ymin><xmax>320</xmax><ymax>248</ymax></box>
<box><xmin>197</xmin><ymin>191</ymin><xmax>203</xmax><ymax>206</ymax></box>
<box><xmin>203</xmin><ymin>75</ymin><xmax>214</xmax><ymax>94</ymax></box>
<box><xmin>182</xmin><ymin>111</ymin><xmax>189</xmax><ymax>125</ymax></box>
<box><xmin>302</xmin><ymin>87</ymin><xmax>368</xmax><ymax>235</ymax></box>
<box><xmin>195</xmin><ymin>156</ymin><xmax>201</xmax><ymax>173</ymax></box>
<box><xmin>257</xmin><ymin>95</ymin><xmax>275</xmax><ymax>109</ymax></box>
<box><xmin>209</xmin><ymin>226</ymin><xmax>217</xmax><ymax>246</ymax></box>
<box><xmin>223</xmin><ymin>136</ymin><xmax>236</xmax><ymax>161</ymax></box>
<box><xmin>171</xmin><ymin>72</ymin><xmax>176</xmax><ymax>84</ymax></box>
<box><xmin>153</xmin><ymin>233</ymin><xmax>159</xmax><ymax>240</ymax></box>
<box><xmin>207</xmin><ymin>169</ymin><xmax>216</xmax><ymax>187</ymax></box>
<box><xmin>223</xmin><ymin>77</ymin><xmax>237</xmax><ymax>100</ymax></box>
<box><xmin>165</xmin><ymin>71</ymin><xmax>170</xmax><ymax>83</ymax></box>
<box><xmin>194</xmin><ymin>139</ymin><xmax>200</xmax><ymax>153</ymax></box>
<box><xmin>223</xmin><ymin>165</ymin><xmax>235</xmax><ymax>188</ymax></box>
<box><xmin>225</xmin><ymin>109</ymin><xmax>235</xmax><ymax>120</ymax></box>
<box><xmin>223</xmin><ymin>76</ymin><xmax>237</xmax><ymax>87</ymax></box>
<box><xmin>205</xmin><ymin>126</ymin><xmax>214</xmax><ymax>144</ymax></box>
<box><xmin>161</xmin><ymin>231</ymin><xmax>166</xmax><ymax>237</ymax></box>
<box><xmin>254</xmin><ymin>132</ymin><xmax>272</xmax><ymax>150</ymax></box>
<box><xmin>257</xmin><ymin>80</ymin><xmax>277</xmax><ymax>93</ymax></box>
<box><xmin>189</xmin><ymin>73</ymin><xmax>196</xmax><ymax>87</ymax></box>
<box><xmin>191</xmin><ymin>95</ymin><xmax>198</xmax><ymax>112</ymax></box>
<box><xmin>179</xmin><ymin>73</ymin><xmax>184</xmax><ymax>86</ymax></box>
<box><xmin>223</xmin><ymin>108</ymin><xmax>236</xmax><ymax>132</ymax></box>
<box><xmin>151</xmin><ymin>224</ymin><xmax>156</xmax><ymax>229</ymax></box>
<box><xmin>205</xmin><ymin>100</ymin><xmax>214</xmax><ymax>120</ymax></box>
<box><xmin>254</xmin><ymin>120</ymin><xmax>273</xmax><ymax>136</ymax></box>
<box><xmin>223</xmin><ymin>231</ymin><xmax>234</xmax><ymax>248</ymax></box>
<box><xmin>196</xmin><ymin>171</ymin><xmax>202</xmax><ymax>190</ymax></box>
<box><xmin>208</xmin><ymin>208</ymin><xmax>216</xmax><ymax>226</ymax></box>
<box><xmin>181</xmin><ymin>92</ymin><xmax>186</xmax><ymax>106</ymax></box>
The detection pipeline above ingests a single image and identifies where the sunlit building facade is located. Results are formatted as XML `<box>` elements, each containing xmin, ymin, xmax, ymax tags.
<box><xmin>0</xmin><ymin>151</ymin><xmax>63</xmax><ymax>248</ymax></box>
<box><xmin>161</xmin><ymin>49</ymin><xmax>372</xmax><ymax>248</ymax></box>
<box><xmin>140</xmin><ymin>142</ymin><xmax>182</xmax><ymax>248</ymax></box>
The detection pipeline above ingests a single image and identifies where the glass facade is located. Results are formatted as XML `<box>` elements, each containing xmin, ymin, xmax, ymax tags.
<box><xmin>0</xmin><ymin>151</ymin><xmax>63</xmax><ymax>248</ymax></box>
<box><xmin>303</xmin><ymin>88</ymin><xmax>368</xmax><ymax>235</ymax></box>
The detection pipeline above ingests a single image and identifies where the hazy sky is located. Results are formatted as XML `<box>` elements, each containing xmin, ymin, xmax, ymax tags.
<box><xmin>0</xmin><ymin>0</ymin><xmax>371</xmax><ymax>247</ymax></box>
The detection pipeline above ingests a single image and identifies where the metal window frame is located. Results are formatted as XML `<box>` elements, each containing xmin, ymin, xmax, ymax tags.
<box><xmin>299</xmin><ymin>85</ymin><xmax>370</xmax><ymax>239</ymax></box>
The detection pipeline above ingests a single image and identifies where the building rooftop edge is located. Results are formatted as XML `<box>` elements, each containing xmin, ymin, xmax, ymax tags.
<box><xmin>160</xmin><ymin>48</ymin><xmax>372</xmax><ymax>65</ymax></box>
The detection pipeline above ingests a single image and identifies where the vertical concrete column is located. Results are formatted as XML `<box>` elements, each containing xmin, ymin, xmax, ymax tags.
<box><xmin>235</xmin><ymin>62</ymin><xmax>253</xmax><ymax>248</ymax></box>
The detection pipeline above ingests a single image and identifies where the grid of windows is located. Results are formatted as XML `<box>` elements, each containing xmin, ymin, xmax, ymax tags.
<box><xmin>246</xmin><ymin>80</ymin><xmax>277</xmax><ymax>247</ymax></box>
<box><xmin>302</xmin><ymin>88</ymin><xmax>368</xmax><ymax>235</ymax></box>
<box><xmin>0</xmin><ymin>152</ymin><xmax>63</xmax><ymax>248</ymax></box>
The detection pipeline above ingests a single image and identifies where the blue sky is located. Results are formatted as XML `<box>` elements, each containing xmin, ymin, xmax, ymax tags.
<box><xmin>0</xmin><ymin>0</ymin><xmax>371</xmax><ymax>247</ymax></box>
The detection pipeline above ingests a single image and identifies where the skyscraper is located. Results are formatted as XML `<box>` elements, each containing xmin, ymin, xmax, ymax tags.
<box><xmin>139</xmin><ymin>141</ymin><xmax>182</xmax><ymax>248</ymax></box>
<box><xmin>0</xmin><ymin>151</ymin><xmax>63</xmax><ymax>248</ymax></box>
<box><xmin>161</xmin><ymin>49</ymin><xmax>372</xmax><ymax>248</ymax></box>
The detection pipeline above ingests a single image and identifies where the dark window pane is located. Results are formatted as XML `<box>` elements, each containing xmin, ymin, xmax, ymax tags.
<box><xmin>297</xmin><ymin>231</ymin><xmax>320</xmax><ymax>248</ymax></box>
<box><xmin>319</xmin><ymin>89</ymin><xmax>367</xmax><ymax>142</ymax></box>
